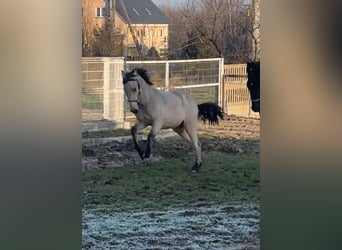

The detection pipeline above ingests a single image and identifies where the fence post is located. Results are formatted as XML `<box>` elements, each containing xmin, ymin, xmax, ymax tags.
<box><xmin>165</xmin><ymin>61</ymin><xmax>169</xmax><ymax>90</ymax></box>
<box><xmin>218</xmin><ymin>58</ymin><xmax>224</xmax><ymax>108</ymax></box>
<box><xmin>102</xmin><ymin>57</ymin><xmax>125</xmax><ymax>122</ymax></box>
<box><xmin>103</xmin><ymin>58</ymin><xmax>110</xmax><ymax>120</ymax></box>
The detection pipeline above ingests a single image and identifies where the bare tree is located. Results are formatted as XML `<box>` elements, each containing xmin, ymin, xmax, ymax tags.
<box><xmin>147</xmin><ymin>0</ymin><xmax>256</xmax><ymax>62</ymax></box>
<box><xmin>174</xmin><ymin>0</ymin><xmax>253</xmax><ymax>63</ymax></box>
<box><xmin>222</xmin><ymin>0</ymin><xmax>254</xmax><ymax>62</ymax></box>
<box><xmin>82</xmin><ymin>0</ymin><xmax>96</xmax><ymax>56</ymax></box>
<box><xmin>180</xmin><ymin>0</ymin><xmax>223</xmax><ymax>57</ymax></box>
<box><xmin>159</xmin><ymin>4</ymin><xmax>189</xmax><ymax>59</ymax></box>
<box><xmin>251</xmin><ymin>0</ymin><xmax>260</xmax><ymax>61</ymax></box>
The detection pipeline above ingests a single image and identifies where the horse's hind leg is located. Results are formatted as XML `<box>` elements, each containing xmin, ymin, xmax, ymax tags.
<box><xmin>184</xmin><ymin>124</ymin><xmax>202</xmax><ymax>172</ymax></box>
<box><xmin>173</xmin><ymin>125</ymin><xmax>191</xmax><ymax>143</ymax></box>
<box><xmin>131</xmin><ymin>121</ymin><xmax>147</xmax><ymax>160</ymax></box>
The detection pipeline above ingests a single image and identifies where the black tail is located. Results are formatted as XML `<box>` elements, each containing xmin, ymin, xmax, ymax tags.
<box><xmin>197</xmin><ymin>102</ymin><xmax>224</xmax><ymax>125</ymax></box>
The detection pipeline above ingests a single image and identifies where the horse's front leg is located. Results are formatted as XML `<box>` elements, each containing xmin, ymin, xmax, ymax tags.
<box><xmin>144</xmin><ymin>122</ymin><xmax>162</xmax><ymax>159</ymax></box>
<box><xmin>131</xmin><ymin>121</ymin><xmax>147</xmax><ymax>160</ymax></box>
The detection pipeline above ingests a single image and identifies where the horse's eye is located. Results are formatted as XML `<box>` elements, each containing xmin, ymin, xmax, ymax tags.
<box><xmin>132</xmin><ymin>88</ymin><xmax>137</xmax><ymax>92</ymax></box>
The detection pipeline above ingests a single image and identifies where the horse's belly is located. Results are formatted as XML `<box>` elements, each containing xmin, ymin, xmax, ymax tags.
<box><xmin>161</xmin><ymin>109</ymin><xmax>186</xmax><ymax>128</ymax></box>
<box><xmin>161</xmin><ymin>120</ymin><xmax>183</xmax><ymax>129</ymax></box>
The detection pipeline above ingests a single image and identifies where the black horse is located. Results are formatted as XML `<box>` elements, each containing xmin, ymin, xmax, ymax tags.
<box><xmin>246</xmin><ymin>61</ymin><xmax>260</xmax><ymax>113</ymax></box>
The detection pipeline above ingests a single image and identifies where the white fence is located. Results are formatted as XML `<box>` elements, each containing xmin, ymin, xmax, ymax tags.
<box><xmin>82</xmin><ymin>57</ymin><xmax>223</xmax><ymax>122</ymax></box>
<box><xmin>82</xmin><ymin>57</ymin><xmax>125</xmax><ymax>122</ymax></box>
<box><xmin>82</xmin><ymin>57</ymin><xmax>258</xmax><ymax>130</ymax></box>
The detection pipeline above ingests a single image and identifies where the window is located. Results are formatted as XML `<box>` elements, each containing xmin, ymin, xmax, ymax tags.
<box><xmin>132</xmin><ymin>8</ymin><xmax>140</xmax><ymax>16</ymax></box>
<box><xmin>160</xmin><ymin>29</ymin><xmax>163</xmax><ymax>37</ymax></box>
<box><xmin>145</xmin><ymin>8</ymin><xmax>152</xmax><ymax>15</ymax></box>
<box><xmin>95</xmin><ymin>7</ymin><xmax>107</xmax><ymax>17</ymax></box>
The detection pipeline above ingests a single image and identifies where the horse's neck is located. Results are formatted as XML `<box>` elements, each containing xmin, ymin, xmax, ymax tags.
<box><xmin>140</xmin><ymin>82</ymin><xmax>156</xmax><ymax>106</ymax></box>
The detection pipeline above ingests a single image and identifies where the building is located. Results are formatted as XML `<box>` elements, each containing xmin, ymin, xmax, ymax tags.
<box><xmin>82</xmin><ymin>0</ymin><xmax>169</xmax><ymax>59</ymax></box>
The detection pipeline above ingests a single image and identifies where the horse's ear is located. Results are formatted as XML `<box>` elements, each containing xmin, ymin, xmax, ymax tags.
<box><xmin>132</xmin><ymin>69</ymin><xmax>138</xmax><ymax>76</ymax></box>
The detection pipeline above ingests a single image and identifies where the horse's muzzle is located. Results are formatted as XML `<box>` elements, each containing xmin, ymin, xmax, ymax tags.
<box><xmin>131</xmin><ymin>108</ymin><xmax>138</xmax><ymax>114</ymax></box>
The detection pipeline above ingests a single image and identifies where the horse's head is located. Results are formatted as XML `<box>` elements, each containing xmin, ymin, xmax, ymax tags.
<box><xmin>246</xmin><ymin>61</ymin><xmax>260</xmax><ymax>113</ymax></box>
<box><xmin>122</xmin><ymin>68</ymin><xmax>153</xmax><ymax>114</ymax></box>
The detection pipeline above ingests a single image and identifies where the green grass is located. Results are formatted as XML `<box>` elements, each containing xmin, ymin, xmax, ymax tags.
<box><xmin>190</xmin><ymin>86</ymin><xmax>218</xmax><ymax>104</ymax></box>
<box><xmin>82</xmin><ymin>94</ymin><xmax>103</xmax><ymax>110</ymax></box>
<box><xmin>83</xmin><ymin>153</ymin><xmax>259</xmax><ymax>213</ymax></box>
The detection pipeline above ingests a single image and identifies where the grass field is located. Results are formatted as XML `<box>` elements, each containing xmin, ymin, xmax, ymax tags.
<box><xmin>83</xmin><ymin>152</ymin><xmax>259</xmax><ymax>212</ymax></box>
<box><xmin>82</xmin><ymin>116</ymin><xmax>260</xmax><ymax>249</ymax></box>
<box><xmin>82</xmin><ymin>94</ymin><xmax>103</xmax><ymax>110</ymax></box>
<box><xmin>82</xmin><ymin>152</ymin><xmax>259</xmax><ymax>249</ymax></box>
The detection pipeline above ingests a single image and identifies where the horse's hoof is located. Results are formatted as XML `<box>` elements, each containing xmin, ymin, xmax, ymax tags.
<box><xmin>191</xmin><ymin>163</ymin><xmax>201</xmax><ymax>172</ymax></box>
<box><xmin>138</xmin><ymin>152</ymin><xmax>144</xmax><ymax>160</ymax></box>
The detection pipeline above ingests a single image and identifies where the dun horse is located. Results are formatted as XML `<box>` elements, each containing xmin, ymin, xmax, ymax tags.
<box><xmin>122</xmin><ymin>68</ymin><xmax>223</xmax><ymax>172</ymax></box>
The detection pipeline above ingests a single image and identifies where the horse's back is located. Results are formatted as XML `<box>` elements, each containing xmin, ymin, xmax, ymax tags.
<box><xmin>169</xmin><ymin>89</ymin><xmax>198</xmax><ymax>114</ymax></box>
<box><xmin>151</xmin><ymin>89</ymin><xmax>197</xmax><ymax>128</ymax></box>
<box><xmin>170</xmin><ymin>89</ymin><xmax>195</xmax><ymax>105</ymax></box>
<box><xmin>170</xmin><ymin>89</ymin><xmax>198</xmax><ymax>119</ymax></box>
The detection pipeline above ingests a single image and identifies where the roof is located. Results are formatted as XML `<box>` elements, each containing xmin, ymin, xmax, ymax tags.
<box><xmin>116</xmin><ymin>0</ymin><xmax>169</xmax><ymax>25</ymax></box>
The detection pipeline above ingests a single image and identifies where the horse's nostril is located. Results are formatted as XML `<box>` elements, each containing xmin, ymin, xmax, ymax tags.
<box><xmin>131</xmin><ymin>109</ymin><xmax>138</xmax><ymax>114</ymax></box>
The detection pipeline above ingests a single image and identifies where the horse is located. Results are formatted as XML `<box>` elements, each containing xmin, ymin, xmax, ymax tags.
<box><xmin>122</xmin><ymin>68</ymin><xmax>223</xmax><ymax>172</ymax></box>
<box><xmin>246</xmin><ymin>61</ymin><xmax>260</xmax><ymax>113</ymax></box>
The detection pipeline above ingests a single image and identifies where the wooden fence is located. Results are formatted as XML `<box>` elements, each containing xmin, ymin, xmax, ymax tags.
<box><xmin>222</xmin><ymin>64</ymin><xmax>259</xmax><ymax>118</ymax></box>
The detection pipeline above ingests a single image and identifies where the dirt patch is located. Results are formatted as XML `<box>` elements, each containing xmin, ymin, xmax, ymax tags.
<box><xmin>82</xmin><ymin>116</ymin><xmax>260</xmax><ymax>172</ymax></box>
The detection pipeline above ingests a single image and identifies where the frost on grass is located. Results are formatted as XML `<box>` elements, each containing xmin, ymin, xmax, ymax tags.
<box><xmin>82</xmin><ymin>204</ymin><xmax>259</xmax><ymax>250</ymax></box>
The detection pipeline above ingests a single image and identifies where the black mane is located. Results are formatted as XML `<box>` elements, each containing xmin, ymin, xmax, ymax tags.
<box><xmin>125</xmin><ymin>68</ymin><xmax>153</xmax><ymax>85</ymax></box>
